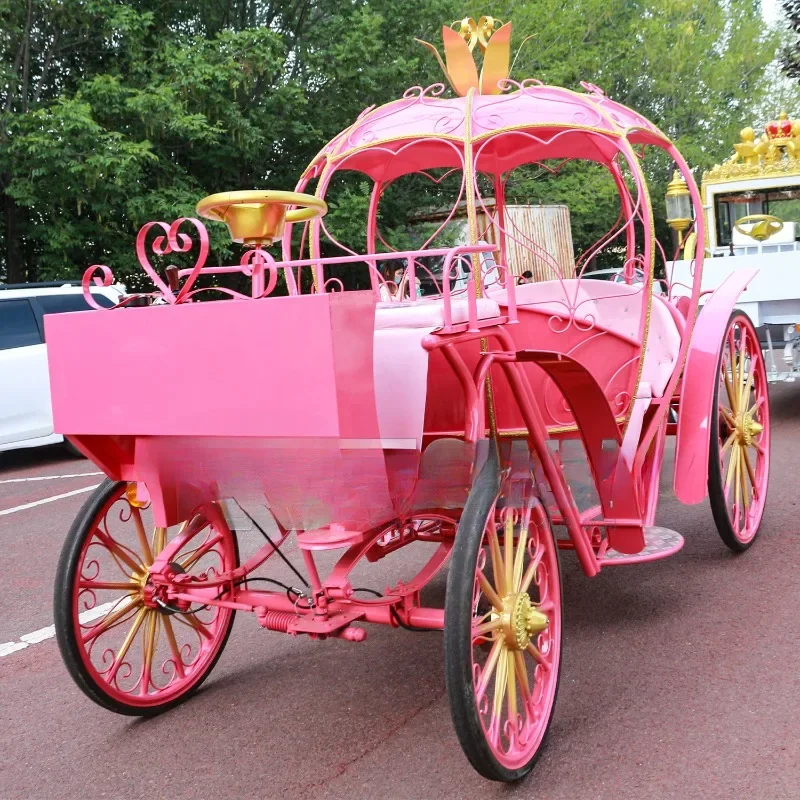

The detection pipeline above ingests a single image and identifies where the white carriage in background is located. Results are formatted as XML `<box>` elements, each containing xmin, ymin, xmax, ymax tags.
<box><xmin>671</xmin><ymin>112</ymin><xmax>800</xmax><ymax>379</ymax></box>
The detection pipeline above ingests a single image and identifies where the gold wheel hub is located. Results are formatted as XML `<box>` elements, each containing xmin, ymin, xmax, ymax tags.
<box><xmin>500</xmin><ymin>592</ymin><xmax>548</xmax><ymax>650</ymax></box>
<box><xmin>735</xmin><ymin>412</ymin><xmax>763</xmax><ymax>447</ymax></box>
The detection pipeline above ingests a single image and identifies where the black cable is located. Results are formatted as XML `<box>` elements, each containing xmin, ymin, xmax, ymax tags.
<box><xmin>232</xmin><ymin>500</ymin><xmax>309</xmax><ymax>588</ymax></box>
<box><xmin>352</xmin><ymin>587</ymin><xmax>383</xmax><ymax>598</ymax></box>
<box><xmin>239</xmin><ymin>577</ymin><xmax>294</xmax><ymax>593</ymax></box>
<box><xmin>157</xmin><ymin>576</ymin><xmax>296</xmax><ymax>616</ymax></box>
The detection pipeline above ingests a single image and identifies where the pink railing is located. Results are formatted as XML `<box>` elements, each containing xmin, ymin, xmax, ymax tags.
<box><xmin>83</xmin><ymin>219</ymin><xmax>516</xmax><ymax>333</ymax></box>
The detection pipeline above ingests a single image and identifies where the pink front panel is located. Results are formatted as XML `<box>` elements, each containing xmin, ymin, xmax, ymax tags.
<box><xmin>132</xmin><ymin>436</ymin><xmax>401</xmax><ymax>532</ymax></box>
<box><xmin>46</xmin><ymin>292</ymin><xmax>377</xmax><ymax>439</ymax></box>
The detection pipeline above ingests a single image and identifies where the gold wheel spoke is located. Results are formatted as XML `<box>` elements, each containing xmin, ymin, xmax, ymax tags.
<box><xmin>476</xmin><ymin>638</ymin><xmax>504</xmax><ymax>700</ymax></box>
<box><xmin>107</xmin><ymin>607</ymin><xmax>147</xmax><ymax>682</ymax></box>
<box><xmin>733</xmin><ymin>445</ymin><xmax>742</xmax><ymax>510</ymax></box>
<box><xmin>131</xmin><ymin>507</ymin><xmax>153</xmax><ymax>566</ymax></box>
<box><xmin>82</xmin><ymin>596</ymin><xmax>140</xmax><ymax>643</ymax></box>
<box><xmin>487</xmin><ymin>526</ymin><xmax>506</xmax><ymax>597</ymax></box>
<box><xmin>739</xmin><ymin>363</ymin><xmax>754</xmax><ymax>413</ymax></box>
<box><xmin>140</xmin><ymin>610</ymin><xmax>158</xmax><ymax>696</ymax></box>
<box><xmin>737</xmin><ymin>332</ymin><xmax>746</xmax><ymax>396</ymax></box>
<box><xmin>180</xmin><ymin>533</ymin><xmax>224</xmax><ymax>572</ymax></box>
<box><xmin>176</xmin><ymin>611</ymin><xmax>213</xmax><ymax>640</ymax></box>
<box><xmin>723</xmin><ymin>366</ymin><xmax>737</xmax><ymax>414</ymax></box>
<box><xmin>724</xmin><ymin>336</ymin><xmax>738</xmax><ymax>413</ymax></box>
<box><xmin>79</xmin><ymin>580</ymin><xmax>138</xmax><ymax>592</ymax></box>
<box><xmin>507</xmin><ymin>650</ymin><xmax>518</xmax><ymax>722</ymax></box>
<box><xmin>95</xmin><ymin>531</ymin><xmax>143</xmax><ymax>577</ymax></box>
<box><xmin>720</xmin><ymin>430</ymin><xmax>737</xmax><ymax>455</ymax></box>
<box><xmin>492</xmin><ymin>647</ymin><xmax>509</xmax><ymax>722</ymax></box>
<box><xmin>503</xmin><ymin>513</ymin><xmax>514</xmax><ymax>594</ymax></box>
<box><xmin>520</xmin><ymin>549</ymin><xmax>543</xmax><ymax>594</ymax></box>
<box><xmin>743</xmin><ymin>448</ymin><xmax>757</xmax><ymax>492</ymax></box>
<box><xmin>473</xmin><ymin>618</ymin><xmax>502</xmax><ymax>639</ymax></box>
<box><xmin>513</xmin><ymin>650</ymin><xmax>531</xmax><ymax>704</ymax></box>
<box><xmin>724</xmin><ymin>444</ymin><xmax>738</xmax><ymax>499</ymax></box>
<box><xmin>151</xmin><ymin>526</ymin><xmax>168</xmax><ymax>559</ymax></box>
<box><xmin>512</xmin><ymin>515</ymin><xmax>529</xmax><ymax>592</ymax></box>
<box><xmin>162</xmin><ymin>615</ymin><xmax>186</xmax><ymax>680</ymax></box>
<box><xmin>747</xmin><ymin>395</ymin><xmax>765</xmax><ymax>417</ymax></box>
<box><xmin>478</xmin><ymin>570</ymin><xmax>504</xmax><ymax>611</ymax></box>
<box><xmin>526</xmin><ymin>642</ymin><xmax>549</xmax><ymax>671</ymax></box>
<box><xmin>719</xmin><ymin>406</ymin><xmax>736</xmax><ymax>429</ymax></box>
<box><xmin>739</xmin><ymin>449</ymin><xmax>750</xmax><ymax>509</ymax></box>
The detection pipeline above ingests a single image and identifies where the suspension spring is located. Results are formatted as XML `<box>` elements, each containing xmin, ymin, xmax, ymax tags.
<box><xmin>257</xmin><ymin>609</ymin><xmax>296</xmax><ymax>633</ymax></box>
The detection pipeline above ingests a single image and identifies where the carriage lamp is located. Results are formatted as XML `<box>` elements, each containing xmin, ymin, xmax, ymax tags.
<box><xmin>665</xmin><ymin>170</ymin><xmax>692</xmax><ymax>234</ymax></box>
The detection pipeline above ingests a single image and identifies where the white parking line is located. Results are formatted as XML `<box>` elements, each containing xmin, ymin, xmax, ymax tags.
<box><xmin>0</xmin><ymin>484</ymin><xmax>100</xmax><ymax>517</ymax></box>
<box><xmin>0</xmin><ymin>602</ymin><xmax>116</xmax><ymax>658</ymax></box>
<box><xmin>0</xmin><ymin>472</ymin><xmax>102</xmax><ymax>485</ymax></box>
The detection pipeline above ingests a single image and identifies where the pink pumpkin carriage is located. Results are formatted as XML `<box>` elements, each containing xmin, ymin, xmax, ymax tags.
<box><xmin>49</xmin><ymin>18</ymin><xmax>770</xmax><ymax>783</ymax></box>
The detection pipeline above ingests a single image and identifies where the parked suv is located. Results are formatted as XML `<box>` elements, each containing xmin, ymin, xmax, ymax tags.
<box><xmin>0</xmin><ymin>281</ymin><xmax>125</xmax><ymax>454</ymax></box>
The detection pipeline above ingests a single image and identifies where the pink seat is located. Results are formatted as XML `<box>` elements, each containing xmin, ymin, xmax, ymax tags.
<box><xmin>371</xmin><ymin>296</ymin><xmax>500</xmax><ymax>448</ymax></box>
<box><xmin>374</xmin><ymin>296</ymin><xmax>501</xmax><ymax>330</ymax></box>
<box><xmin>488</xmin><ymin>280</ymin><xmax>681</xmax><ymax>397</ymax></box>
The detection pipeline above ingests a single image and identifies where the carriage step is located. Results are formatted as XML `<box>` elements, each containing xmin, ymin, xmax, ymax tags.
<box><xmin>600</xmin><ymin>526</ymin><xmax>684</xmax><ymax>566</ymax></box>
<box><xmin>297</xmin><ymin>524</ymin><xmax>364</xmax><ymax>550</ymax></box>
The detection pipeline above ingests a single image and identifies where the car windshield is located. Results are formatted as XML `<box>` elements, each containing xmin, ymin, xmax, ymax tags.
<box><xmin>714</xmin><ymin>186</ymin><xmax>800</xmax><ymax>246</ymax></box>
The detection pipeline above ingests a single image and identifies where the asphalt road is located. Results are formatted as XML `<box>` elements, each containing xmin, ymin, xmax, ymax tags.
<box><xmin>1</xmin><ymin>385</ymin><xmax>799</xmax><ymax>800</ymax></box>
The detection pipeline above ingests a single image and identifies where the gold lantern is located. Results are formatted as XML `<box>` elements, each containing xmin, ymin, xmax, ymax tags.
<box><xmin>665</xmin><ymin>170</ymin><xmax>692</xmax><ymax>234</ymax></box>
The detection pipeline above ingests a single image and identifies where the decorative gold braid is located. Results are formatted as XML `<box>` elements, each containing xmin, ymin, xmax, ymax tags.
<box><xmin>618</xmin><ymin>136</ymin><xmax>656</xmax><ymax>438</ymax></box>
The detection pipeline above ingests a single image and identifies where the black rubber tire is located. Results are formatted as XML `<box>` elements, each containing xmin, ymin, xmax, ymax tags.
<box><xmin>444</xmin><ymin>443</ymin><xmax>563</xmax><ymax>782</ymax></box>
<box><xmin>707</xmin><ymin>311</ymin><xmax>770</xmax><ymax>553</ymax></box>
<box><xmin>54</xmin><ymin>479</ymin><xmax>238</xmax><ymax>716</ymax></box>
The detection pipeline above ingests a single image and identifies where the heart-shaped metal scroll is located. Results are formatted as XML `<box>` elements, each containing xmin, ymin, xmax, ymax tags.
<box><xmin>135</xmin><ymin>217</ymin><xmax>209</xmax><ymax>303</ymax></box>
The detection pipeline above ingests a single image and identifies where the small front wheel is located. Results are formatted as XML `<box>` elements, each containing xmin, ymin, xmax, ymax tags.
<box><xmin>708</xmin><ymin>312</ymin><xmax>770</xmax><ymax>551</ymax></box>
<box><xmin>54</xmin><ymin>480</ymin><xmax>238</xmax><ymax>715</ymax></box>
<box><xmin>444</xmin><ymin>444</ymin><xmax>562</xmax><ymax>782</ymax></box>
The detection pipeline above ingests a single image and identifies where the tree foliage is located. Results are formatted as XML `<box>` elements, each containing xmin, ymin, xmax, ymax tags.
<box><xmin>0</xmin><ymin>0</ymin><xmax>450</xmax><ymax>282</ymax></box>
<box><xmin>0</xmin><ymin>0</ymin><xmax>785</xmax><ymax>283</ymax></box>
<box><xmin>493</xmin><ymin>0</ymin><xmax>780</xmax><ymax>261</ymax></box>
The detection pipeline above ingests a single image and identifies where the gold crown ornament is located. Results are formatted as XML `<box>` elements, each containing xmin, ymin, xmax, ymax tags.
<box><xmin>415</xmin><ymin>16</ymin><xmax>512</xmax><ymax>96</ymax></box>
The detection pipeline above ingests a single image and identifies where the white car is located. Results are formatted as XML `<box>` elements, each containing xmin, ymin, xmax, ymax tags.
<box><xmin>582</xmin><ymin>266</ymin><xmax>665</xmax><ymax>295</ymax></box>
<box><xmin>0</xmin><ymin>281</ymin><xmax>126</xmax><ymax>454</ymax></box>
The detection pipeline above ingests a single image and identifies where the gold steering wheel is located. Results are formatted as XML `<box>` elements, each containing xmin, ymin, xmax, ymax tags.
<box><xmin>734</xmin><ymin>214</ymin><xmax>784</xmax><ymax>242</ymax></box>
<box><xmin>195</xmin><ymin>190</ymin><xmax>327</xmax><ymax>246</ymax></box>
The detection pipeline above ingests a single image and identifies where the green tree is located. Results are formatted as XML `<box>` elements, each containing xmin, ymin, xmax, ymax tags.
<box><xmin>0</xmin><ymin>0</ymin><xmax>451</xmax><ymax>284</ymax></box>
<box><xmin>0</xmin><ymin>0</ymin><xmax>786</xmax><ymax>283</ymax></box>
<box><xmin>453</xmin><ymin>0</ymin><xmax>779</xmax><ymax>261</ymax></box>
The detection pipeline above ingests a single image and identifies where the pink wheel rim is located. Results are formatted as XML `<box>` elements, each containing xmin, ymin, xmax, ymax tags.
<box><xmin>72</xmin><ymin>485</ymin><xmax>236</xmax><ymax>707</ymax></box>
<box><xmin>717</xmin><ymin>317</ymin><xmax>770</xmax><ymax>544</ymax></box>
<box><xmin>470</xmin><ymin>489</ymin><xmax>561</xmax><ymax>770</ymax></box>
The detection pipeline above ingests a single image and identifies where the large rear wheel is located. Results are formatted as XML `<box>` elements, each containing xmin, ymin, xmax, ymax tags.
<box><xmin>708</xmin><ymin>312</ymin><xmax>770</xmax><ymax>551</ymax></box>
<box><xmin>444</xmin><ymin>445</ymin><xmax>562</xmax><ymax>782</ymax></box>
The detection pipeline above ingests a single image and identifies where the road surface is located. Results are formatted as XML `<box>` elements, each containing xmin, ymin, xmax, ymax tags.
<box><xmin>1</xmin><ymin>385</ymin><xmax>799</xmax><ymax>799</ymax></box>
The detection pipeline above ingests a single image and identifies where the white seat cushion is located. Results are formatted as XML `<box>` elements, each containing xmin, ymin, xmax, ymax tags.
<box><xmin>488</xmin><ymin>280</ymin><xmax>681</xmax><ymax>398</ymax></box>
<box><xmin>374</xmin><ymin>296</ymin><xmax>501</xmax><ymax>330</ymax></box>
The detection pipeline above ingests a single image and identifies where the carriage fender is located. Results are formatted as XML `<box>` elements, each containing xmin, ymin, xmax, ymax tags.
<box><xmin>673</xmin><ymin>268</ymin><xmax>758</xmax><ymax>505</ymax></box>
